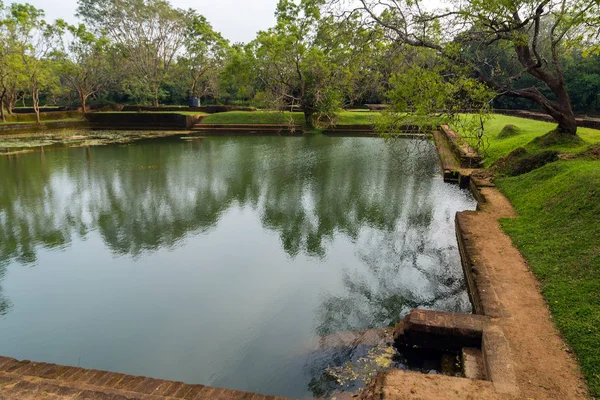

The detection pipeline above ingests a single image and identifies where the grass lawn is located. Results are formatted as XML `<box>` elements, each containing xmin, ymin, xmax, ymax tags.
<box><xmin>465</xmin><ymin>114</ymin><xmax>600</xmax><ymax>166</ymax></box>
<box><xmin>200</xmin><ymin>110</ymin><xmax>381</xmax><ymax>125</ymax></box>
<box><xmin>201</xmin><ymin>111</ymin><xmax>305</xmax><ymax>124</ymax></box>
<box><xmin>496</xmin><ymin>161</ymin><xmax>600</xmax><ymax>397</ymax></box>
<box><xmin>335</xmin><ymin>110</ymin><xmax>382</xmax><ymax>125</ymax></box>
<box><xmin>463</xmin><ymin>114</ymin><xmax>600</xmax><ymax>396</ymax></box>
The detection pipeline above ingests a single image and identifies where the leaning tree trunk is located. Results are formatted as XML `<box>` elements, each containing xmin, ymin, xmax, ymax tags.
<box><xmin>507</xmin><ymin>85</ymin><xmax>578</xmax><ymax>136</ymax></box>
<box><xmin>547</xmin><ymin>87</ymin><xmax>577</xmax><ymax>135</ymax></box>
<box><xmin>543</xmin><ymin>104</ymin><xmax>577</xmax><ymax>134</ymax></box>
<box><xmin>512</xmin><ymin>43</ymin><xmax>578</xmax><ymax>135</ymax></box>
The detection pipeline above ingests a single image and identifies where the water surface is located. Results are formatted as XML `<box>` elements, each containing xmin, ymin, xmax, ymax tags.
<box><xmin>0</xmin><ymin>135</ymin><xmax>476</xmax><ymax>398</ymax></box>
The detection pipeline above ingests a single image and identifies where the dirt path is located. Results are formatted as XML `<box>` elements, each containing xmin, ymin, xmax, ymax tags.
<box><xmin>457</xmin><ymin>185</ymin><xmax>588</xmax><ymax>399</ymax></box>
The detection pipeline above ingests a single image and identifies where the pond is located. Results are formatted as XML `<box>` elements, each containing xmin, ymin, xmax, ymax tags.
<box><xmin>0</xmin><ymin>135</ymin><xmax>476</xmax><ymax>398</ymax></box>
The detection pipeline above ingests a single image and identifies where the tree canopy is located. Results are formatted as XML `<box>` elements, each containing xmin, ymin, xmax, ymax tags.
<box><xmin>320</xmin><ymin>0</ymin><xmax>600</xmax><ymax>135</ymax></box>
<box><xmin>0</xmin><ymin>0</ymin><xmax>598</xmax><ymax>133</ymax></box>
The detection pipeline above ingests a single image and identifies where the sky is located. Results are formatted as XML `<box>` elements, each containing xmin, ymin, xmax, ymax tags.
<box><xmin>11</xmin><ymin>0</ymin><xmax>280</xmax><ymax>43</ymax></box>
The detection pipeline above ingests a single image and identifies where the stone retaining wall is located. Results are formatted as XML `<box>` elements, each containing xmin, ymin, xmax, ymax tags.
<box><xmin>86</xmin><ymin>113</ymin><xmax>202</xmax><ymax>130</ymax></box>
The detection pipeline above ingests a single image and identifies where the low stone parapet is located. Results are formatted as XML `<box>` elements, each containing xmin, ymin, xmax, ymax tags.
<box><xmin>440</xmin><ymin>125</ymin><xmax>482</xmax><ymax>168</ymax></box>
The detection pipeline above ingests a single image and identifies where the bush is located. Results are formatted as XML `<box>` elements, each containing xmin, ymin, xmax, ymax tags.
<box><xmin>497</xmin><ymin>124</ymin><xmax>522</xmax><ymax>139</ymax></box>
<box><xmin>493</xmin><ymin>147</ymin><xmax>559</xmax><ymax>176</ymax></box>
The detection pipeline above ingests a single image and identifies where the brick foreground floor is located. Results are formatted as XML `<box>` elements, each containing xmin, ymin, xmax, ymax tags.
<box><xmin>0</xmin><ymin>356</ymin><xmax>291</xmax><ymax>400</ymax></box>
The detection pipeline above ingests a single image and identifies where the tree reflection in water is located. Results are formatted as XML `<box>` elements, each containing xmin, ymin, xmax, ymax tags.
<box><xmin>0</xmin><ymin>135</ymin><xmax>475</xmax><ymax>397</ymax></box>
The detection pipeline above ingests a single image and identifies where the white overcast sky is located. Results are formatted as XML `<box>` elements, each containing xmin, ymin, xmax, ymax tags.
<box><xmin>10</xmin><ymin>0</ymin><xmax>280</xmax><ymax>43</ymax></box>
<box><xmin>13</xmin><ymin>0</ymin><xmax>447</xmax><ymax>43</ymax></box>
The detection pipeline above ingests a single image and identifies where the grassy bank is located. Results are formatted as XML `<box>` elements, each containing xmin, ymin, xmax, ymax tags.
<box><xmin>467</xmin><ymin>115</ymin><xmax>600</xmax><ymax>396</ymax></box>
<box><xmin>496</xmin><ymin>162</ymin><xmax>600</xmax><ymax>396</ymax></box>
<box><xmin>200</xmin><ymin>110</ymin><xmax>381</xmax><ymax>125</ymax></box>
<box><xmin>469</xmin><ymin>114</ymin><xmax>600</xmax><ymax>166</ymax></box>
<box><xmin>1</xmin><ymin>111</ymin><xmax>82</xmax><ymax>123</ymax></box>
<box><xmin>0</xmin><ymin>117</ymin><xmax>84</xmax><ymax>125</ymax></box>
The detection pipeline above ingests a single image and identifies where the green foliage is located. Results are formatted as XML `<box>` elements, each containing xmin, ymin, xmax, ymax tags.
<box><xmin>220</xmin><ymin>44</ymin><xmax>258</xmax><ymax>103</ymax></box>
<box><xmin>496</xmin><ymin>161</ymin><xmax>600</xmax><ymax>397</ymax></box>
<box><xmin>326</xmin><ymin>0</ymin><xmax>600</xmax><ymax>135</ymax></box>
<box><xmin>251</xmin><ymin>0</ymin><xmax>360</xmax><ymax>127</ymax></box>
<box><xmin>1</xmin><ymin>2</ymin><xmax>60</xmax><ymax>122</ymax></box>
<box><xmin>77</xmin><ymin>0</ymin><xmax>192</xmax><ymax>106</ymax></box>
<box><xmin>53</xmin><ymin>22</ymin><xmax>111</xmax><ymax>111</ymax></box>
<box><xmin>379</xmin><ymin>49</ymin><xmax>495</xmax><ymax>145</ymax></box>
<box><xmin>176</xmin><ymin>14</ymin><xmax>229</xmax><ymax>100</ymax></box>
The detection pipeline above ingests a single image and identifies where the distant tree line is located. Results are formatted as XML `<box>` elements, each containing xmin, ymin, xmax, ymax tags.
<box><xmin>1</xmin><ymin>0</ymin><xmax>599</xmax><ymax>132</ymax></box>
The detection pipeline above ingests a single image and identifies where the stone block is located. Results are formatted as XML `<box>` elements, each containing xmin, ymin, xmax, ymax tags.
<box><xmin>111</xmin><ymin>374</ymin><xmax>145</xmax><ymax>391</ymax></box>
<box><xmin>162</xmin><ymin>382</ymin><xmax>186</xmax><ymax>397</ymax></box>
<box><xmin>482</xmin><ymin>326</ymin><xmax>518</xmax><ymax>395</ymax></box>
<box><xmin>132</xmin><ymin>377</ymin><xmax>168</xmax><ymax>394</ymax></box>
<box><xmin>399</xmin><ymin>309</ymin><xmax>488</xmax><ymax>350</ymax></box>
<box><xmin>462</xmin><ymin>347</ymin><xmax>487</xmax><ymax>380</ymax></box>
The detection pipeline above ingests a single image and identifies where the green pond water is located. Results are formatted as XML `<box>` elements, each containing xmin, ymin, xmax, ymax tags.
<box><xmin>0</xmin><ymin>135</ymin><xmax>476</xmax><ymax>398</ymax></box>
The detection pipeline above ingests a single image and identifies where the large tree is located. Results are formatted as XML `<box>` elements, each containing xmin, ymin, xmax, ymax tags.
<box><xmin>253</xmin><ymin>0</ymin><xmax>351</xmax><ymax>127</ymax></box>
<box><xmin>220</xmin><ymin>43</ymin><xmax>259</xmax><ymax>104</ymax></box>
<box><xmin>4</xmin><ymin>3</ymin><xmax>58</xmax><ymax>123</ymax></box>
<box><xmin>178</xmin><ymin>13</ymin><xmax>229</xmax><ymax>104</ymax></box>
<box><xmin>55</xmin><ymin>22</ymin><xmax>111</xmax><ymax>114</ymax></box>
<box><xmin>323</xmin><ymin>0</ymin><xmax>600</xmax><ymax>136</ymax></box>
<box><xmin>0</xmin><ymin>20</ymin><xmax>26</xmax><ymax>117</ymax></box>
<box><xmin>77</xmin><ymin>0</ymin><xmax>191</xmax><ymax>106</ymax></box>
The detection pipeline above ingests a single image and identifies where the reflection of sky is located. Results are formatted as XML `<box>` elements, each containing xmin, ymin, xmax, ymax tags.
<box><xmin>0</xmin><ymin>136</ymin><xmax>476</xmax><ymax>398</ymax></box>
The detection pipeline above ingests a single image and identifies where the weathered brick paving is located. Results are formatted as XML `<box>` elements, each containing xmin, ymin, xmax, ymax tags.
<box><xmin>0</xmin><ymin>356</ymin><xmax>290</xmax><ymax>400</ymax></box>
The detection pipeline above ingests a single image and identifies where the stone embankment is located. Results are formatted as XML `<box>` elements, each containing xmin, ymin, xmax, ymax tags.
<box><xmin>0</xmin><ymin>356</ymin><xmax>289</xmax><ymax>400</ymax></box>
